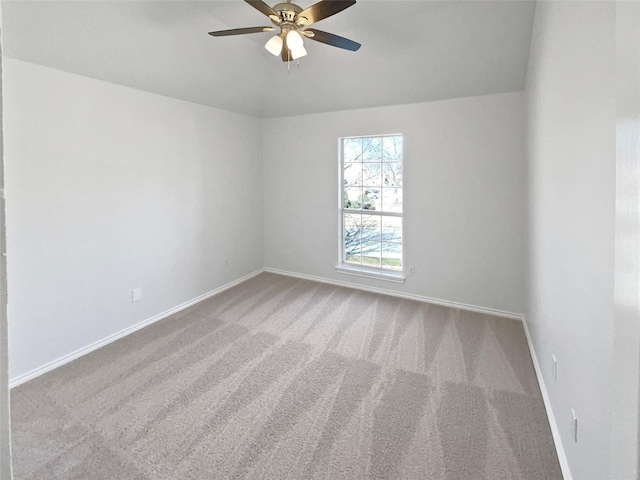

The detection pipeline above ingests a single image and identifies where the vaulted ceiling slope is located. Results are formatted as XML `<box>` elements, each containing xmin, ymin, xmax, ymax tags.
<box><xmin>2</xmin><ymin>0</ymin><xmax>536</xmax><ymax>118</ymax></box>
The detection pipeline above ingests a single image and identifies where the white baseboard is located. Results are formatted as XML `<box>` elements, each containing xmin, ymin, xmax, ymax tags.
<box><xmin>521</xmin><ymin>317</ymin><xmax>573</xmax><ymax>480</ymax></box>
<box><xmin>263</xmin><ymin>267</ymin><xmax>524</xmax><ymax>321</ymax></box>
<box><xmin>9</xmin><ymin>269</ymin><xmax>263</xmax><ymax>389</ymax></box>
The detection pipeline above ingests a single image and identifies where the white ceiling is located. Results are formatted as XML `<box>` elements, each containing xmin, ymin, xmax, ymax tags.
<box><xmin>1</xmin><ymin>0</ymin><xmax>536</xmax><ymax>118</ymax></box>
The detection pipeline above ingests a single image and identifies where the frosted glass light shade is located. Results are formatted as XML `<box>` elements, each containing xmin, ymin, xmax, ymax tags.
<box><xmin>291</xmin><ymin>45</ymin><xmax>307</xmax><ymax>60</ymax></box>
<box><xmin>265</xmin><ymin>35</ymin><xmax>283</xmax><ymax>56</ymax></box>
<box><xmin>286</xmin><ymin>30</ymin><xmax>304</xmax><ymax>50</ymax></box>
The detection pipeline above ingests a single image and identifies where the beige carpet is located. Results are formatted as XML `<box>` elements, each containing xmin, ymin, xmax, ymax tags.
<box><xmin>11</xmin><ymin>273</ymin><xmax>562</xmax><ymax>479</ymax></box>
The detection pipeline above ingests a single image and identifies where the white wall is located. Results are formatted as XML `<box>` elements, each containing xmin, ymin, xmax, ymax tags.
<box><xmin>612</xmin><ymin>1</ymin><xmax>640</xmax><ymax>477</ymax></box>
<box><xmin>263</xmin><ymin>92</ymin><xmax>527</xmax><ymax>315</ymax></box>
<box><xmin>0</xmin><ymin>7</ymin><xmax>13</xmax><ymax>478</ymax></box>
<box><xmin>525</xmin><ymin>2</ymin><xmax>622</xmax><ymax>479</ymax></box>
<box><xmin>4</xmin><ymin>58</ymin><xmax>264</xmax><ymax>381</ymax></box>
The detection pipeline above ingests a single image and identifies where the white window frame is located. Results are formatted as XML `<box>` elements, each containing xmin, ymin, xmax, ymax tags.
<box><xmin>336</xmin><ymin>134</ymin><xmax>405</xmax><ymax>283</ymax></box>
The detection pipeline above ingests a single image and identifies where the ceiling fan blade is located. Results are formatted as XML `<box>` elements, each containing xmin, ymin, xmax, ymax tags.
<box><xmin>297</xmin><ymin>0</ymin><xmax>356</xmax><ymax>26</ymax></box>
<box><xmin>244</xmin><ymin>0</ymin><xmax>278</xmax><ymax>18</ymax></box>
<box><xmin>208</xmin><ymin>26</ymin><xmax>274</xmax><ymax>37</ymax></box>
<box><xmin>305</xmin><ymin>28</ymin><xmax>360</xmax><ymax>51</ymax></box>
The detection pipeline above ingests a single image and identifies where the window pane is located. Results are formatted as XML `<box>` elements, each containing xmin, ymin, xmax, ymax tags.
<box><xmin>382</xmin><ymin>187</ymin><xmax>402</xmax><ymax>213</ymax></box>
<box><xmin>362</xmin><ymin>215</ymin><xmax>381</xmax><ymax>243</ymax></box>
<box><xmin>363</xmin><ymin>162</ymin><xmax>382</xmax><ymax>187</ymax></box>
<box><xmin>344</xmin><ymin>138</ymin><xmax>362</xmax><ymax>162</ymax></box>
<box><xmin>344</xmin><ymin>162</ymin><xmax>362</xmax><ymax>187</ymax></box>
<box><xmin>362</xmin><ymin>188</ymin><xmax>381</xmax><ymax>211</ymax></box>
<box><xmin>363</xmin><ymin>137</ymin><xmax>382</xmax><ymax>162</ymax></box>
<box><xmin>345</xmin><ymin>254</ymin><xmax>362</xmax><ymax>265</ymax></box>
<box><xmin>343</xmin><ymin>213</ymin><xmax>361</xmax><ymax>262</ymax></box>
<box><xmin>382</xmin><ymin>217</ymin><xmax>402</xmax><ymax>243</ymax></box>
<box><xmin>344</xmin><ymin>213</ymin><xmax>361</xmax><ymax>231</ymax></box>
<box><xmin>382</xmin><ymin>162</ymin><xmax>402</xmax><ymax>188</ymax></box>
<box><xmin>382</xmin><ymin>136</ymin><xmax>402</xmax><ymax>161</ymax></box>
<box><xmin>344</xmin><ymin>187</ymin><xmax>362</xmax><ymax>209</ymax></box>
<box><xmin>361</xmin><ymin>241</ymin><xmax>381</xmax><ymax>267</ymax></box>
<box><xmin>381</xmin><ymin>243</ymin><xmax>402</xmax><ymax>269</ymax></box>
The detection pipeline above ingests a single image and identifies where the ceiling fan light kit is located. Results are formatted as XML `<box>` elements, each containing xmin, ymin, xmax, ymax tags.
<box><xmin>286</xmin><ymin>30</ymin><xmax>304</xmax><ymax>50</ymax></box>
<box><xmin>265</xmin><ymin>35</ymin><xmax>284</xmax><ymax>55</ymax></box>
<box><xmin>291</xmin><ymin>45</ymin><xmax>307</xmax><ymax>60</ymax></box>
<box><xmin>208</xmin><ymin>0</ymin><xmax>361</xmax><ymax>62</ymax></box>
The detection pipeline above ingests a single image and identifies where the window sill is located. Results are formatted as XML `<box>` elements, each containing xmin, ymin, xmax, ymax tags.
<box><xmin>335</xmin><ymin>264</ymin><xmax>406</xmax><ymax>283</ymax></box>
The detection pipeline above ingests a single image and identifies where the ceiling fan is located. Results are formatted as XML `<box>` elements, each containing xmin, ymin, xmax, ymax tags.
<box><xmin>208</xmin><ymin>0</ymin><xmax>361</xmax><ymax>62</ymax></box>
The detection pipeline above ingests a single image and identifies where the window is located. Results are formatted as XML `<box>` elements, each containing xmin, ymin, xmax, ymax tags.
<box><xmin>338</xmin><ymin>134</ymin><xmax>403</xmax><ymax>282</ymax></box>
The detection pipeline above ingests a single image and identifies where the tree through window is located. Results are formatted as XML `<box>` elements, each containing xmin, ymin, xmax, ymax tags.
<box><xmin>340</xmin><ymin>135</ymin><xmax>403</xmax><ymax>272</ymax></box>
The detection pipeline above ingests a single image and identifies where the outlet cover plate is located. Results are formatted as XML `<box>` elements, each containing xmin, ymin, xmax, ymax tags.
<box><xmin>132</xmin><ymin>288</ymin><xmax>142</xmax><ymax>303</ymax></box>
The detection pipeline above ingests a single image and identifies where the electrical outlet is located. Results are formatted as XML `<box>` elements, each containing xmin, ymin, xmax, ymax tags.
<box><xmin>571</xmin><ymin>409</ymin><xmax>578</xmax><ymax>442</ymax></box>
<box><xmin>408</xmin><ymin>266</ymin><xmax>415</xmax><ymax>276</ymax></box>
<box><xmin>132</xmin><ymin>288</ymin><xmax>142</xmax><ymax>303</ymax></box>
<box><xmin>552</xmin><ymin>355</ymin><xmax>558</xmax><ymax>381</ymax></box>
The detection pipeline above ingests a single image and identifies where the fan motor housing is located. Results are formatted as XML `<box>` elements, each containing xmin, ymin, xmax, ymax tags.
<box><xmin>273</xmin><ymin>2</ymin><xmax>302</xmax><ymax>22</ymax></box>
